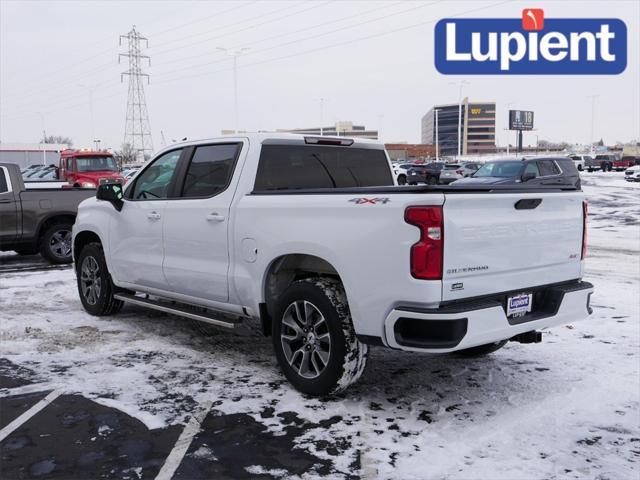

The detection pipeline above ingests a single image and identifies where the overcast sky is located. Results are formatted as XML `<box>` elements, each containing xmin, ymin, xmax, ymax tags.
<box><xmin>1</xmin><ymin>0</ymin><xmax>638</xmax><ymax>151</ymax></box>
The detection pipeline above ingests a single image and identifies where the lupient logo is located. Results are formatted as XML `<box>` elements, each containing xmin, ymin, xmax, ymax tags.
<box><xmin>435</xmin><ymin>9</ymin><xmax>627</xmax><ymax>75</ymax></box>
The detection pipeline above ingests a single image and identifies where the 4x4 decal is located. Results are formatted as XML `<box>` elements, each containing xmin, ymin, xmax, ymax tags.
<box><xmin>349</xmin><ymin>197</ymin><xmax>390</xmax><ymax>205</ymax></box>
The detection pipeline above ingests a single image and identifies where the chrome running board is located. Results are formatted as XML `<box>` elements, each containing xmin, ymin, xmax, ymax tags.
<box><xmin>114</xmin><ymin>293</ymin><xmax>243</xmax><ymax>329</ymax></box>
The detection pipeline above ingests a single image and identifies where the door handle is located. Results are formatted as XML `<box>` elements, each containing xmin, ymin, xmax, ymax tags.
<box><xmin>147</xmin><ymin>211</ymin><xmax>161</xmax><ymax>220</ymax></box>
<box><xmin>206</xmin><ymin>213</ymin><xmax>225</xmax><ymax>222</ymax></box>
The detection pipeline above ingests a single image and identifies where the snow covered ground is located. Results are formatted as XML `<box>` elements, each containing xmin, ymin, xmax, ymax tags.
<box><xmin>1</xmin><ymin>172</ymin><xmax>638</xmax><ymax>479</ymax></box>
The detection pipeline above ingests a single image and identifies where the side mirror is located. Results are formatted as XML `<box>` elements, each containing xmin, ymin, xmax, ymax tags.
<box><xmin>521</xmin><ymin>172</ymin><xmax>537</xmax><ymax>182</ymax></box>
<box><xmin>96</xmin><ymin>183</ymin><xmax>124</xmax><ymax>211</ymax></box>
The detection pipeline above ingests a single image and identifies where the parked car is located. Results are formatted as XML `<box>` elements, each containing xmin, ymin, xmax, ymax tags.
<box><xmin>0</xmin><ymin>163</ymin><xmax>96</xmax><ymax>263</ymax></box>
<box><xmin>438</xmin><ymin>163</ymin><xmax>481</xmax><ymax>184</ymax></box>
<box><xmin>406</xmin><ymin>162</ymin><xmax>444</xmax><ymax>185</ymax></box>
<box><xmin>73</xmin><ymin>133</ymin><xmax>593</xmax><ymax>396</ymax></box>
<box><xmin>624</xmin><ymin>165</ymin><xmax>640</xmax><ymax>182</ymax></box>
<box><xmin>454</xmin><ymin>157</ymin><xmax>580</xmax><ymax>188</ymax></box>
<box><xmin>586</xmin><ymin>154</ymin><xmax>616</xmax><ymax>172</ymax></box>
<box><xmin>567</xmin><ymin>155</ymin><xmax>593</xmax><ymax>172</ymax></box>
<box><xmin>613</xmin><ymin>156</ymin><xmax>640</xmax><ymax>171</ymax></box>
<box><xmin>391</xmin><ymin>163</ymin><xmax>413</xmax><ymax>185</ymax></box>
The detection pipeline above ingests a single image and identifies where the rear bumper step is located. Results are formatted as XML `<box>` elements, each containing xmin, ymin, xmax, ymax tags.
<box><xmin>114</xmin><ymin>293</ymin><xmax>244</xmax><ymax>329</ymax></box>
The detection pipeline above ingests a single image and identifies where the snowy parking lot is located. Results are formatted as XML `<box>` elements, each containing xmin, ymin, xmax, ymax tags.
<box><xmin>1</xmin><ymin>172</ymin><xmax>638</xmax><ymax>479</ymax></box>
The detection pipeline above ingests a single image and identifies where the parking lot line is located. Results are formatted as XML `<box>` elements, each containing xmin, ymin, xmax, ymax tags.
<box><xmin>154</xmin><ymin>400</ymin><xmax>213</xmax><ymax>480</ymax></box>
<box><xmin>0</xmin><ymin>389</ymin><xmax>63</xmax><ymax>442</ymax></box>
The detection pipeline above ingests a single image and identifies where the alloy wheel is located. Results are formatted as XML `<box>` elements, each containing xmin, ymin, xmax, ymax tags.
<box><xmin>80</xmin><ymin>256</ymin><xmax>102</xmax><ymax>305</ymax></box>
<box><xmin>280</xmin><ymin>300</ymin><xmax>332</xmax><ymax>379</ymax></box>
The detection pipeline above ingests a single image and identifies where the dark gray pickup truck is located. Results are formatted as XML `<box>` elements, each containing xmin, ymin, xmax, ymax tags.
<box><xmin>0</xmin><ymin>163</ymin><xmax>95</xmax><ymax>263</ymax></box>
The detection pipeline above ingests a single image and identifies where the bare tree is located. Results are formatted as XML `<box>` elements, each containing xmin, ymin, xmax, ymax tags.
<box><xmin>42</xmin><ymin>134</ymin><xmax>73</xmax><ymax>146</ymax></box>
<box><xmin>113</xmin><ymin>143</ymin><xmax>138</xmax><ymax>167</ymax></box>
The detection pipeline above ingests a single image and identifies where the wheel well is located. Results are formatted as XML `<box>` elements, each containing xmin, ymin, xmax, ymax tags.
<box><xmin>37</xmin><ymin>215</ymin><xmax>76</xmax><ymax>245</ymax></box>
<box><xmin>260</xmin><ymin>254</ymin><xmax>343</xmax><ymax>336</ymax></box>
<box><xmin>73</xmin><ymin>231</ymin><xmax>102</xmax><ymax>263</ymax></box>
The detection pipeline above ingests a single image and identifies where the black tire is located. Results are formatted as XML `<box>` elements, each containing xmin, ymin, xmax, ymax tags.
<box><xmin>40</xmin><ymin>223</ymin><xmax>73</xmax><ymax>264</ymax></box>
<box><xmin>397</xmin><ymin>175</ymin><xmax>407</xmax><ymax>185</ymax></box>
<box><xmin>272</xmin><ymin>277</ymin><xmax>368</xmax><ymax>396</ymax></box>
<box><xmin>456</xmin><ymin>340</ymin><xmax>508</xmax><ymax>357</ymax></box>
<box><xmin>428</xmin><ymin>176</ymin><xmax>438</xmax><ymax>185</ymax></box>
<box><xmin>577</xmin><ymin>165</ymin><xmax>583</xmax><ymax>172</ymax></box>
<box><xmin>76</xmin><ymin>242</ymin><xmax>123</xmax><ymax>316</ymax></box>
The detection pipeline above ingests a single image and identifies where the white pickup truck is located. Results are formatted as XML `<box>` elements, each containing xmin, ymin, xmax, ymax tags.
<box><xmin>73</xmin><ymin>134</ymin><xmax>593</xmax><ymax>395</ymax></box>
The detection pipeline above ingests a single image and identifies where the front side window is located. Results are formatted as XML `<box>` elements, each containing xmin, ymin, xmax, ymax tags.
<box><xmin>132</xmin><ymin>149</ymin><xmax>182</xmax><ymax>200</ymax></box>
<box><xmin>254</xmin><ymin>145</ymin><xmax>392</xmax><ymax>190</ymax></box>
<box><xmin>181</xmin><ymin>144</ymin><xmax>239</xmax><ymax>197</ymax></box>
<box><xmin>523</xmin><ymin>162</ymin><xmax>540</xmax><ymax>177</ymax></box>
<box><xmin>66</xmin><ymin>158</ymin><xmax>74</xmax><ymax>172</ymax></box>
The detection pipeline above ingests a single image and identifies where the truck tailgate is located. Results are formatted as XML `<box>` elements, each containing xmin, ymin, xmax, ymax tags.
<box><xmin>441</xmin><ymin>191</ymin><xmax>584</xmax><ymax>301</ymax></box>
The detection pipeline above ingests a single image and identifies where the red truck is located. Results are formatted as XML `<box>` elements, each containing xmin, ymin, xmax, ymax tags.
<box><xmin>612</xmin><ymin>155</ymin><xmax>640</xmax><ymax>171</ymax></box>
<box><xmin>58</xmin><ymin>149</ymin><xmax>124</xmax><ymax>188</ymax></box>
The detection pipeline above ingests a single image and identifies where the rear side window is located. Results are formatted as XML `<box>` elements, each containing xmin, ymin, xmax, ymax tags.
<box><xmin>254</xmin><ymin>145</ymin><xmax>392</xmax><ymax>190</ymax></box>
<box><xmin>557</xmin><ymin>159</ymin><xmax>578</xmax><ymax>174</ymax></box>
<box><xmin>538</xmin><ymin>160</ymin><xmax>561</xmax><ymax>176</ymax></box>
<box><xmin>182</xmin><ymin>144</ymin><xmax>240</xmax><ymax>197</ymax></box>
<box><xmin>0</xmin><ymin>168</ymin><xmax>8</xmax><ymax>193</ymax></box>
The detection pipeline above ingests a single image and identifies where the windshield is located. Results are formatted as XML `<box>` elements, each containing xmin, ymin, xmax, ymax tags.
<box><xmin>473</xmin><ymin>161</ymin><xmax>523</xmax><ymax>178</ymax></box>
<box><xmin>75</xmin><ymin>156</ymin><xmax>117</xmax><ymax>172</ymax></box>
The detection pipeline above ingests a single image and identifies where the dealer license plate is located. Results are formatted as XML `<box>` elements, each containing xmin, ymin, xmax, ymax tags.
<box><xmin>507</xmin><ymin>293</ymin><xmax>533</xmax><ymax>318</ymax></box>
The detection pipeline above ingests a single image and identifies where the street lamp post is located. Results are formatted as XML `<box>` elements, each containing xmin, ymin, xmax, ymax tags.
<box><xmin>587</xmin><ymin>94</ymin><xmax>599</xmax><ymax>154</ymax></box>
<box><xmin>319</xmin><ymin>98</ymin><xmax>325</xmax><ymax>135</ymax></box>
<box><xmin>506</xmin><ymin>102</ymin><xmax>513</xmax><ymax>155</ymax></box>
<box><xmin>435</xmin><ymin>109</ymin><xmax>440</xmax><ymax>161</ymax></box>
<box><xmin>218</xmin><ymin>47</ymin><xmax>250</xmax><ymax>134</ymax></box>
<box><xmin>450</xmin><ymin>80</ymin><xmax>469</xmax><ymax>158</ymax></box>
<box><xmin>36</xmin><ymin>112</ymin><xmax>46</xmax><ymax>165</ymax></box>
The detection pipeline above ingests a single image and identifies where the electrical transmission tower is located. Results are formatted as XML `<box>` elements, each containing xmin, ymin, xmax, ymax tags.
<box><xmin>119</xmin><ymin>26</ymin><xmax>153</xmax><ymax>159</ymax></box>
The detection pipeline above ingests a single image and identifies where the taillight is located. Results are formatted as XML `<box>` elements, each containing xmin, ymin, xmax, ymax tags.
<box><xmin>581</xmin><ymin>200</ymin><xmax>588</xmax><ymax>259</ymax></box>
<box><xmin>405</xmin><ymin>206</ymin><xmax>443</xmax><ymax>280</ymax></box>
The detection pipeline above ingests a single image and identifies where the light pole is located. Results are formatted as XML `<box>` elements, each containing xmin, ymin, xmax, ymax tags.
<box><xmin>450</xmin><ymin>80</ymin><xmax>469</xmax><ymax>158</ymax></box>
<box><xmin>505</xmin><ymin>102</ymin><xmax>513</xmax><ymax>155</ymax></box>
<box><xmin>36</xmin><ymin>112</ymin><xmax>46</xmax><ymax>165</ymax></box>
<box><xmin>434</xmin><ymin>109</ymin><xmax>440</xmax><ymax>160</ymax></box>
<box><xmin>319</xmin><ymin>98</ymin><xmax>326</xmax><ymax>135</ymax></box>
<box><xmin>94</xmin><ymin>139</ymin><xmax>101</xmax><ymax>151</ymax></box>
<box><xmin>218</xmin><ymin>47</ymin><xmax>250</xmax><ymax>133</ymax></box>
<box><xmin>587</xmin><ymin>94</ymin><xmax>599</xmax><ymax>154</ymax></box>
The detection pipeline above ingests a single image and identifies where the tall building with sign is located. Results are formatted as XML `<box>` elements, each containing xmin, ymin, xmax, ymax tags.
<box><xmin>421</xmin><ymin>99</ymin><xmax>496</xmax><ymax>156</ymax></box>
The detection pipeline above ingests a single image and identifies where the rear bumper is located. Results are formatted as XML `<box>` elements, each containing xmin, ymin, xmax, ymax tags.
<box><xmin>383</xmin><ymin>280</ymin><xmax>594</xmax><ymax>352</ymax></box>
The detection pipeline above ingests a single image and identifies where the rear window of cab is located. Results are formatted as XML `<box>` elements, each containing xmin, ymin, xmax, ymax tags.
<box><xmin>254</xmin><ymin>145</ymin><xmax>393</xmax><ymax>190</ymax></box>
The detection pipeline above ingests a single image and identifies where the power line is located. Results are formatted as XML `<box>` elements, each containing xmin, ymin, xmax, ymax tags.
<box><xmin>152</xmin><ymin>0</ymin><xmax>439</xmax><ymax>78</ymax></box>
<box><xmin>150</xmin><ymin>1</ymin><xmax>331</xmax><ymax>57</ymax></box>
<box><xmin>152</xmin><ymin>0</ymin><xmax>404</xmax><ymax>70</ymax></box>
<box><xmin>155</xmin><ymin>0</ymin><xmax>511</xmax><ymax>86</ymax></box>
